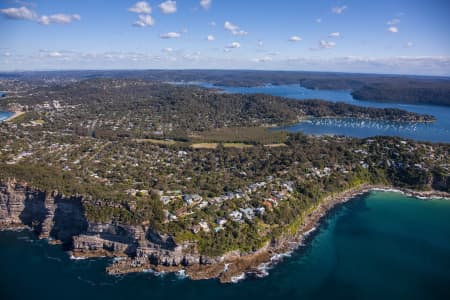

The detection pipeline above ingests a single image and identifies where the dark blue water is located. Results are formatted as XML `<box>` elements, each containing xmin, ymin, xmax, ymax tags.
<box><xmin>198</xmin><ymin>83</ymin><xmax>450</xmax><ymax>143</ymax></box>
<box><xmin>1</xmin><ymin>191</ymin><xmax>449</xmax><ymax>300</ymax></box>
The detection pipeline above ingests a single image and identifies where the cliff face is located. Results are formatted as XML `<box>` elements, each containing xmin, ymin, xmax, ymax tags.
<box><xmin>0</xmin><ymin>179</ymin><xmax>213</xmax><ymax>271</ymax></box>
<box><xmin>0</xmin><ymin>179</ymin><xmax>88</xmax><ymax>242</ymax></box>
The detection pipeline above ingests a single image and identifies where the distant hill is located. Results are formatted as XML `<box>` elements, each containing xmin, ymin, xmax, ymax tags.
<box><xmin>1</xmin><ymin>70</ymin><xmax>449</xmax><ymax>106</ymax></box>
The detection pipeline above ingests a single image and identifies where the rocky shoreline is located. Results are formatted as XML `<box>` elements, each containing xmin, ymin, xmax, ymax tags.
<box><xmin>78</xmin><ymin>184</ymin><xmax>450</xmax><ymax>283</ymax></box>
<box><xmin>1</xmin><ymin>179</ymin><xmax>449</xmax><ymax>283</ymax></box>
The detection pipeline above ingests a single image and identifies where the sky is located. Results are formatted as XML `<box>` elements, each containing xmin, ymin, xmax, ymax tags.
<box><xmin>0</xmin><ymin>0</ymin><xmax>449</xmax><ymax>75</ymax></box>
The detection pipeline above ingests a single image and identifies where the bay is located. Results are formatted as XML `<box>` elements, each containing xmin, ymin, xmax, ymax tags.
<box><xmin>198</xmin><ymin>83</ymin><xmax>450</xmax><ymax>143</ymax></box>
<box><xmin>1</xmin><ymin>191</ymin><xmax>449</xmax><ymax>300</ymax></box>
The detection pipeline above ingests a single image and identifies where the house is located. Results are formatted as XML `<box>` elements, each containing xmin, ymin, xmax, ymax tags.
<box><xmin>175</xmin><ymin>207</ymin><xmax>187</xmax><ymax>216</ymax></box>
<box><xmin>199</xmin><ymin>201</ymin><xmax>209</xmax><ymax>208</ymax></box>
<box><xmin>229</xmin><ymin>210</ymin><xmax>243</xmax><ymax>222</ymax></box>
<box><xmin>191</xmin><ymin>225</ymin><xmax>201</xmax><ymax>234</ymax></box>
<box><xmin>282</xmin><ymin>181</ymin><xmax>295</xmax><ymax>193</ymax></box>
<box><xmin>225</xmin><ymin>192</ymin><xmax>235</xmax><ymax>199</ymax></box>
<box><xmin>178</xmin><ymin>150</ymin><xmax>188</xmax><ymax>157</ymax></box>
<box><xmin>183</xmin><ymin>194</ymin><xmax>203</xmax><ymax>205</ymax></box>
<box><xmin>164</xmin><ymin>210</ymin><xmax>177</xmax><ymax>221</ymax></box>
<box><xmin>239</xmin><ymin>208</ymin><xmax>255</xmax><ymax>220</ymax></box>
<box><xmin>263</xmin><ymin>201</ymin><xmax>273</xmax><ymax>210</ymax></box>
<box><xmin>216</xmin><ymin>218</ymin><xmax>227</xmax><ymax>226</ymax></box>
<box><xmin>198</xmin><ymin>221</ymin><xmax>210</xmax><ymax>232</ymax></box>
<box><xmin>255</xmin><ymin>207</ymin><xmax>265</xmax><ymax>216</ymax></box>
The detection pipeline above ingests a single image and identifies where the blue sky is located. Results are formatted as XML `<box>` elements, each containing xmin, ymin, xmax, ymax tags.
<box><xmin>1</xmin><ymin>0</ymin><xmax>449</xmax><ymax>75</ymax></box>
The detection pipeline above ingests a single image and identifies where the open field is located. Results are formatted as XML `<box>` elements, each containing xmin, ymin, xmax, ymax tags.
<box><xmin>264</xmin><ymin>143</ymin><xmax>288</xmax><ymax>148</ymax></box>
<box><xmin>134</xmin><ymin>139</ymin><xmax>177</xmax><ymax>145</ymax></box>
<box><xmin>223</xmin><ymin>143</ymin><xmax>254</xmax><ymax>149</ymax></box>
<box><xmin>191</xmin><ymin>127</ymin><xmax>288</xmax><ymax>145</ymax></box>
<box><xmin>190</xmin><ymin>143</ymin><xmax>218</xmax><ymax>149</ymax></box>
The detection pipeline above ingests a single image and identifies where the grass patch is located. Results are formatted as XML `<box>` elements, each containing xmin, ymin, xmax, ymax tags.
<box><xmin>134</xmin><ymin>138</ymin><xmax>177</xmax><ymax>145</ymax></box>
<box><xmin>191</xmin><ymin>143</ymin><xmax>218</xmax><ymax>149</ymax></box>
<box><xmin>223</xmin><ymin>143</ymin><xmax>254</xmax><ymax>149</ymax></box>
<box><xmin>32</xmin><ymin>119</ymin><xmax>45</xmax><ymax>125</ymax></box>
<box><xmin>264</xmin><ymin>143</ymin><xmax>287</xmax><ymax>148</ymax></box>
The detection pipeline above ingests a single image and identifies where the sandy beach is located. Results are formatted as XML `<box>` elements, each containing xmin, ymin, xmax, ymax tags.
<box><xmin>2</xmin><ymin>111</ymin><xmax>25</xmax><ymax>122</ymax></box>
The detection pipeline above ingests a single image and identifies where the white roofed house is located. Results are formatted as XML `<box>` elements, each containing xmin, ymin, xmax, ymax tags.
<box><xmin>183</xmin><ymin>194</ymin><xmax>203</xmax><ymax>206</ymax></box>
<box><xmin>229</xmin><ymin>210</ymin><xmax>243</xmax><ymax>222</ymax></box>
<box><xmin>216</xmin><ymin>217</ymin><xmax>227</xmax><ymax>226</ymax></box>
<box><xmin>198</xmin><ymin>221</ymin><xmax>210</xmax><ymax>232</ymax></box>
<box><xmin>239</xmin><ymin>208</ymin><xmax>255</xmax><ymax>220</ymax></box>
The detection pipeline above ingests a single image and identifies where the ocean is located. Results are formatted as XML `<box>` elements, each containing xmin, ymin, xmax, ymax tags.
<box><xmin>1</xmin><ymin>191</ymin><xmax>449</xmax><ymax>300</ymax></box>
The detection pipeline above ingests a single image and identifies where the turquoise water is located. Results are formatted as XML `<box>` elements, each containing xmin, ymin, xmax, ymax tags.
<box><xmin>1</xmin><ymin>191</ymin><xmax>449</xmax><ymax>300</ymax></box>
<box><xmin>198</xmin><ymin>83</ymin><xmax>450</xmax><ymax>143</ymax></box>
<box><xmin>0</xmin><ymin>111</ymin><xmax>13</xmax><ymax>122</ymax></box>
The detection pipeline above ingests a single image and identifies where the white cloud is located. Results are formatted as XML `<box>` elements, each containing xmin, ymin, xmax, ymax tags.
<box><xmin>258</xmin><ymin>40</ymin><xmax>263</xmax><ymax>47</ymax></box>
<box><xmin>224</xmin><ymin>21</ymin><xmax>248</xmax><ymax>36</ymax></box>
<box><xmin>387</xmin><ymin>18</ymin><xmax>400</xmax><ymax>25</ymax></box>
<box><xmin>289</xmin><ymin>36</ymin><xmax>302</xmax><ymax>42</ymax></box>
<box><xmin>319</xmin><ymin>40</ymin><xmax>336</xmax><ymax>49</ymax></box>
<box><xmin>388</xmin><ymin>26</ymin><xmax>399</xmax><ymax>33</ymax></box>
<box><xmin>252</xmin><ymin>56</ymin><xmax>272</xmax><ymax>63</ymax></box>
<box><xmin>332</xmin><ymin>6</ymin><xmax>347</xmax><ymax>14</ymax></box>
<box><xmin>128</xmin><ymin>2</ymin><xmax>152</xmax><ymax>14</ymax></box>
<box><xmin>39</xmin><ymin>14</ymin><xmax>81</xmax><ymax>25</ymax></box>
<box><xmin>133</xmin><ymin>14</ymin><xmax>155</xmax><ymax>27</ymax></box>
<box><xmin>160</xmin><ymin>31</ymin><xmax>181</xmax><ymax>39</ymax></box>
<box><xmin>48</xmin><ymin>51</ymin><xmax>63</xmax><ymax>58</ymax></box>
<box><xmin>0</xmin><ymin>6</ymin><xmax>80</xmax><ymax>25</ymax></box>
<box><xmin>316</xmin><ymin>18</ymin><xmax>322</xmax><ymax>23</ymax></box>
<box><xmin>200</xmin><ymin>0</ymin><xmax>212</xmax><ymax>10</ymax></box>
<box><xmin>328</xmin><ymin>32</ymin><xmax>340</xmax><ymax>38</ymax></box>
<box><xmin>404</xmin><ymin>41</ymin><xmax>414</xmax><ymax>48</ymax></box>
<box><xmin>0</xmin><ymin>6</ymin><xmax>36</xmax><ymax>20</ymax></box>
<box><xmin>225</xmin><ymin>42</ymin><xmax>241</xmax><ymax>49</ymax></box>
<box><xmin>158</xmin><ymin>1</ymin><xmax>177</xmax><ymax>14</ymax></box>
<box><xmin>3</xmin><ymin>49</ymin><xmax>449</xmax><ymax>76</ymax></box>
<box><xmin>13</xmin><ymin>1</ymin><xmax>37</xmax><ymax>8</ymax></box>
<box><xmin>209</xmin><ymin>21</ymin><xmax>216</xmax><ymax>26</ymax></box>
<box><xmin>163</xmin><ymin>47</ymin><xmax>173</xmax><ymax>52</ymax></box>
<box><xmin>207</xmin><ymin>35</ymin><xmax>215</xmax><ymax>41</ymax></box>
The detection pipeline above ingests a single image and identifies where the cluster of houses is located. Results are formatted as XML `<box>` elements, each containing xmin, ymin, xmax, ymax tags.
<box><xmin>5</xmin><ymin>150</ymin><xmax>33</xmax><ymax>164</ymax></box>
<box><xmin>156</xmin><ymin>179</ymin><xmax>298</xmax><ymax>234</ymax></box>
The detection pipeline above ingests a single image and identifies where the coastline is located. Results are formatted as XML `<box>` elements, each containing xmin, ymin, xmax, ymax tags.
<box><xmin>2</xmin><ymin>182</ymin><xmax>448</xmax><ymax>283</ymax></box>
<box><xmin>104</xmin><ymin>184</ymin><xmax>450</xmax><ymax>283</ymax></box>
<box><xmin>1</xmin><ymin>111</ymin><xmax>25</xmax><ymax>123</ymax></box>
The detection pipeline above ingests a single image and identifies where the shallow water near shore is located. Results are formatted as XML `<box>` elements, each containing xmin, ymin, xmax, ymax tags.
<box><xmin>0</xmin><ymin>111</ymin><xmax>13</xmax><ymax>122</ymax></box>
<box><xmin>1</xmin><ymin>191</ymin><xmax>449</xmax><ymax>300</ymax></box>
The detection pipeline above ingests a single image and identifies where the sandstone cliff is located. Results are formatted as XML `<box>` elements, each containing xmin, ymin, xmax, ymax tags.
<box><xmin>0</xmin><ymin>179</ymin><xmax>215</xmax><ymax>272</ymax></box>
